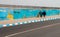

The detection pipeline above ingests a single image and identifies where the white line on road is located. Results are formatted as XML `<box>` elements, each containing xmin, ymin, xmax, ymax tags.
<box><xmin>5</xmin><ymin>23</ymin><xmax>60</xmax><ymax>37</ymax></box>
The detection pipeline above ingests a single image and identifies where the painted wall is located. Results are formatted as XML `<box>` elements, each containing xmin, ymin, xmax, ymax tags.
<box><xmin>0</xmin><ymin>8</ymin><xmax>60</xmax><ymax>21</ymax></box>
<box><xmin>0</xmin><ymin>0</ymin><xmax>60</xmax><ymax>7</ymax></box>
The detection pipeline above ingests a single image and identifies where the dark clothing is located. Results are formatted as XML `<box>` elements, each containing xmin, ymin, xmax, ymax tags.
<box><xmin>39</xmin><ymin>12</ymin><xmax>42</xmax><ymax>17</ymax></box>
<box><xmin>39</xmin><ymin>11</ymin><xmax>46</xmax><ymax>17</ymax></box>
<box><xmin>42</xmin><ymin>11</ymin><xmax>46</xmax><ymax>17</ymax></box>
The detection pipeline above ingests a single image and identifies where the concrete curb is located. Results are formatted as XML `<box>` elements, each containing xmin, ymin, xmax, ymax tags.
<box><xmin>0</xmin><ymin>17</ymin><xmax>59</xmax><ymax>28</ymax></box>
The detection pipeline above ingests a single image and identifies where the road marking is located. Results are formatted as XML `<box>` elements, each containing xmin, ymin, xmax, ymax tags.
<box><xmin>3</xmin><ymin>25</ymin><xmax>7</xmax><ymax>27</ymax></box>
<box><xmin>32</xmin><ymin>20</ymin><xmax>35</xmax><ymax>22</ymax></box>
<box><xmin>15</xmin><ymin>23</ymin><xmax>18</xmax><ymax>25</ymax></box>
<box><xmin>20</xmin><ymin>22</ymin><xmax>23</xmax><ymax>24</ymax></box>
<box><xmin>5</xmin><ymin>23</ymin><xmax>60</xmax><ymax>37</ymax></box>
<box><xmin>9</xmin><ymin>24</ymin><xmax>13</xmax><ymax>26</ymax></box>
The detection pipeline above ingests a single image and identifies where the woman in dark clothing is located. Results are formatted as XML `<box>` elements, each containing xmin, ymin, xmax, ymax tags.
<box><xmin>37</xmin><ymin>11</ymin><xmax>46</xmax><ymax>18</ymax></box>
<box><xmin>39</xmin><ymin>11</ymin><xmax>42</xmax><ymax>17</ymax></box>
<box><xmin>42</xmin><ymin>11</ymin><xmax>46</xmax><ymax>17</ymax></box>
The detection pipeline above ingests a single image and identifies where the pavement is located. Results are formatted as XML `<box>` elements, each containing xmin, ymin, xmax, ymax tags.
<box><xmin>0</xmin><ymin>15</ymin><xmax>60</xmax><ymax>28</ymax></box>
<box><xmin>0</xmin><ymin>15</ymin><xmax>60</xmax><ymax>24</ymax></box>
<box><xmin>11</xmin><ymin>23</ymin><xmax>60</xmax><ymax>37</ymax></box>
<box><xmin>0</xmin><ymin>19</ymin><xmax>60</xmax><ymax>37</ymax></box>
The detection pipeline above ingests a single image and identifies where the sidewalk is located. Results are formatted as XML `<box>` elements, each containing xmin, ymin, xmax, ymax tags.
<box><xmin>0</xmin><ymin>15</ymin><xmax>60</xmax><ymax>24</ymax></box>
<box><xmin>0</xmin><ymin>15</ymin><xmax>60</xmax><ymax>28</ymax></box>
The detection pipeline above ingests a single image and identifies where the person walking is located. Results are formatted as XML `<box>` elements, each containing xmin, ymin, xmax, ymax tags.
<box><xmin>42</xmin><ymin>11</ymin><xmax>46</xmax><ymax>17</ymax></box>
<box><xmin>39</xmin><ymin>11</ymin><xmax>42</xmax><ymax>17</ymax></box>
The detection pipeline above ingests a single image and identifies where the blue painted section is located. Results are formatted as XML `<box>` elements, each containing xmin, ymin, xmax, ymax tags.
<box><xmin>13</xmin><ymin>9</ymin><xmax>40</xmax><ymax>19</ymax></box>
<box><xmin>0</xmin><ymin>8</ymin><xmax>60</xmax><ymax>20</ymax></box>
<box><xmin>46</xmin><ymin>9</ymin><xmax>59</xmax><ymax>16</ymax></box>
<box><xmin>0</xmin><ymin>8</ymin><xmax>8</xmax><ymax>20</ymax></box>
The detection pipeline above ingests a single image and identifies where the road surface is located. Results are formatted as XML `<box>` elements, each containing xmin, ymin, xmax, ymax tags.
<box><xmin>0</xmin><ymin>19</ymin><xmax>60</xmax><ymax>37</ymax></box>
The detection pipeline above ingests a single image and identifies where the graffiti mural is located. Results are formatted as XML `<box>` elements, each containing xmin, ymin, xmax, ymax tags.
<box><xmin>0</xmin><ymin>8</ymin><xmax>60</xmax><ymax>21</ymax></box>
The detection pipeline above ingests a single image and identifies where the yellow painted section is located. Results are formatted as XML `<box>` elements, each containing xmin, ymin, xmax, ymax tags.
<box><xmin>7</xmin><ymin>12</ymin><xmax>13</xmax><ymax>20</ymax></box>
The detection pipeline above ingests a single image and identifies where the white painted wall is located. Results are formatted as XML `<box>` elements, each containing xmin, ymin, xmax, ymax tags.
<box><xmin>0</xmin><ymin>0</ymin><xmax>60</xmax><ymax>7</ymax></box>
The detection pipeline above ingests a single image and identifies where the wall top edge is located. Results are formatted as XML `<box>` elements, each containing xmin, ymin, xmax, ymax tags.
<box><xmin>0</xmin><ymin>4</ymin><xmax>60</xmax><ymax>9</ymax></box>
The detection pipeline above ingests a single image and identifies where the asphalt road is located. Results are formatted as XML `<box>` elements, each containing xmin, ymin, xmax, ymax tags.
<box><xmin>0</xmin><ymin>19</ymin><xmax>60</xmax><ymax>37</ymax></box>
